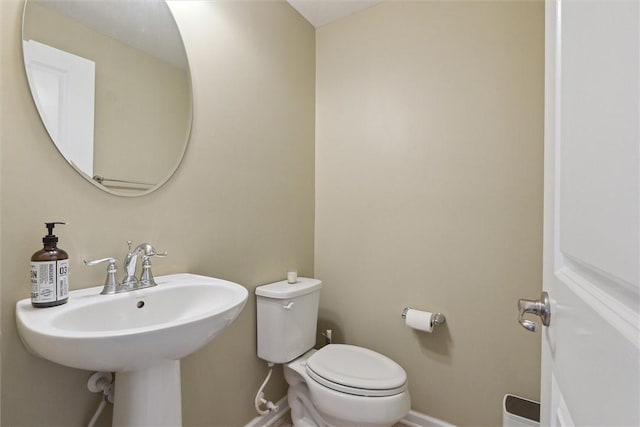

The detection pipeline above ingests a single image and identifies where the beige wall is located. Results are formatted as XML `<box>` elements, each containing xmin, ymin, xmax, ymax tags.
<box><xmin>24</xmin><ymin>2</ymin><xmax>190</xmax><ymax>185</ymax></box>
<box><xmin>2</xmin><ymin>0</ymin><xmax>544</xmax><ymax>426</ymax></box>
<box><xmin>1</xmin><ymin>0</ymin><xmax>314</xmax><ymax>425</ymax></box>
<box><xmin>315</xmin><ymin>2</ymin><xmax>544</xmax><ymax>426</ymax></box>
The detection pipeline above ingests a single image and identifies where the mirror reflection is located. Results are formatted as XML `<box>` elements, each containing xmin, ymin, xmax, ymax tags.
<box><xmin>22</xmin><ymin>0</ymin><xmax>192</xmax><ymax>196</ymax></box>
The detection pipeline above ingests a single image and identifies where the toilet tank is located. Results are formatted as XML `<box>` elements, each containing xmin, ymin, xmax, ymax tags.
<box><xmin>256</xmin><ymin>278</ymin><xmax>322</xmax><ymax>364</ymax></box>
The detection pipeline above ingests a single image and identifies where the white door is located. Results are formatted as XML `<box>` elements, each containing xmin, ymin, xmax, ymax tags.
<box><xmin>23</xmin><ymin>40</ymin><xmax>95</xmax><ymax>177</ymax></box>
<box><xmin>533</xmin><ymin>0</ymin><xmax>640</xmax><ymax>425</ymax></box>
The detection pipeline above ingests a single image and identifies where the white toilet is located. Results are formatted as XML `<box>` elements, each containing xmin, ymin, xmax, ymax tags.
<box><xmin>256</xmin><ymin>278</ymin><xmax>411</xmax><ymax>427</ymax></box>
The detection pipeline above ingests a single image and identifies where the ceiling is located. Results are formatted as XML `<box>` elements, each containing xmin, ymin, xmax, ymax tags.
<box><xmin>34</xmin><ymin>0</ymin><xmax>383</xmax><ymax>67</ymax></box>
<box><xmin>286</xmin><ymin>0</ymin><xmax>384</xmax><ymax>28</ymax></box>
<box><xmin>34</xmin><ymin>0</ymin><xmax>187</xmax><ymax>69</ymax></box>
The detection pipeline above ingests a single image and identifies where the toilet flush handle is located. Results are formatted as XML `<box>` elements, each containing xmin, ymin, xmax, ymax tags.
<box><xmin>283</xmin><ymin>301</ymin><xmax>294</xmax><ymax>310</ymax></box>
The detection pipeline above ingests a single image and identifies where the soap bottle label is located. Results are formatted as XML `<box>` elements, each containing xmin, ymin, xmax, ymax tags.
<box><xmin>31</xmin><ymin>260</ymin><xmax>69</xmax><ymax>303</ymax></box>
<box><xmin>57</xmin><ymin>259</ymin><xmax>69</xmax><ymax>299</ymax></box>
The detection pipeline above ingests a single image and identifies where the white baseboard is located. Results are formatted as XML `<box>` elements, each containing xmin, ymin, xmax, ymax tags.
<box><xmin>245</xmin><ymin>397</ymin><xmax>455</xmax><ymax>427</ymax></box>
<box><xmin>399</xmin><ymin>410</ymin><xmax>457</xmax><ymax>427</ymax></box>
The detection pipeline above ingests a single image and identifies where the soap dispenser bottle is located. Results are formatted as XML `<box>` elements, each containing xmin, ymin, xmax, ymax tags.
<box><xmin>31</xmin><ymin>222</ymin><xmax>69</xmax><ymax>307</ymax></box>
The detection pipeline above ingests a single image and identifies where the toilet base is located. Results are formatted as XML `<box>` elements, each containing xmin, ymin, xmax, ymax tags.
<box><xmin>288</xmin><ymin>384</ymin><xmax>329</xmax><ymax>427</ymax></box>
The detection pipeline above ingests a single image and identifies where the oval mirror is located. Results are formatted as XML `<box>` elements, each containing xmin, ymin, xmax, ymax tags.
<box><xmin>22</xmin><ymin>0</ymin><xmax>192</xmax><ymax>196</ymax></box>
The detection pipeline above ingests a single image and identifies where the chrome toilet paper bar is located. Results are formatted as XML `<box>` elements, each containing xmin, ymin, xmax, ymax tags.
<box><xmin>401</xmin><ymin>307</ymin><xmax>446</xmax><ymax>326</ymax></box>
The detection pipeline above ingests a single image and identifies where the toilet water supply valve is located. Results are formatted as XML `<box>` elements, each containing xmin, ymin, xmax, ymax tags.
<box><xmin>254</xmin><ymin>363</ymin><xmax>279</xmax><ymax>415</ymax></box>
<box><xmin>322</xmin><ymin>329</ymin><xmax>332</xmax><ymax>345</ymax></box>
<box><xmin>86</xmin><ymin>372</ymin><xmax>114</xmax><ymax>427</ymax></box>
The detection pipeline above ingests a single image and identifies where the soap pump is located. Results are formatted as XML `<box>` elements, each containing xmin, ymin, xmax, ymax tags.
<box><xmin>30</xmin><ymin>222</ymin><xmax>69</xmax><ymax>307</ymax></box>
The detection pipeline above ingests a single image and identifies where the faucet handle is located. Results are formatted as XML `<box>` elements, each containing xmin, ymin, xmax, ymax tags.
<box><xmin>140</xmin><ymin>251</ymin><xmax>167</xmax><ymax>288</ymax></box>
<box><xmin>84</xmin><ymin>257</ymin><xmax>119</xmax><ymax>295</ymax></box>
<box><xmin>84</xmin><ymin>257</ymin><xmax>118</xmax><ymax>267</ymax></box>
<box><xmin>147</xmin><ymin>251</ymin><xmax>168</xmax><ymax>258</ymax></box>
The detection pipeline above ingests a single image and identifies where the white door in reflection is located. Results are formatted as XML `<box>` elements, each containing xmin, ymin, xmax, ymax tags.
<box><xmin>23</xmin><ymin>40</ymin><xmax>95</xmax><ymax>177</ymax></box>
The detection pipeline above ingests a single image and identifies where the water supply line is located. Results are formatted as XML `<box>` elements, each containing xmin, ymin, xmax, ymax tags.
<box><xmin>322</xmin><ymin>329</ymin><xmax>332</xmax><ymax>346</ymax></box>
<box><xmin>254</xmin><ymin>362</ymin><xmax>279</xmax><ymax>415</ymax></box>
<box><xmin>86</xmin><ymin>372</ymin><xmax>114</xmax><ymax>427</ymax></box>
<box><xmin>87</xmin><ymin>400</ymin><xmax>108</xmax><ymax>427</ymax></box>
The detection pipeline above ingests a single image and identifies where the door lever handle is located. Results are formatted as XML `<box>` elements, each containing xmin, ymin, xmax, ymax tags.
<box><xmin>518</xmin><ymin>291</ymin><xmax>551</xmax><ymax>332</ymax></box>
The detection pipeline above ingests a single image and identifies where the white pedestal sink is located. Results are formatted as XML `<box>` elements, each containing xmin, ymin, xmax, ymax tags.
<box><xmin>16</xmin><ymin>273</ymin><xmax>248</xmax><ymax>426</ymax></box>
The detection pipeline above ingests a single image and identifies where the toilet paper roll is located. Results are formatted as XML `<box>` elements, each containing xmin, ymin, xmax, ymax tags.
<box><xmin>404</xmin><ymin>309</ymin><xmax>433</xmax><ymax>333</ymax></box>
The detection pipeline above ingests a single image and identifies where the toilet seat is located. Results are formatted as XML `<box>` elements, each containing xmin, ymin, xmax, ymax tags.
<box><xmin>305</xmin><ymin>344</ymin><xmax>407</xmax><ymax>397</ymax></box>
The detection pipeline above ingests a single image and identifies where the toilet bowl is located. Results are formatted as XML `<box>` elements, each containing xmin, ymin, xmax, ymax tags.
<box><xmin>256</xmin><ymin>278</ymin><xmax>411</xmax><ymax>427</ymax></box>
<box><xmin>285</xmin><ymin>346</ymin><xmax>411</xmax><ymax>427</ymax></box>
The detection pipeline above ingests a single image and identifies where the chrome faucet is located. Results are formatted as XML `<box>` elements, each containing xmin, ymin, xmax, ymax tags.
<box><xmin>85</xmin><ymin>241</ymin><xmax>167</xmax><ymax>294</ymax></box>
<box><xmin>122</xmin><ymin>241</ymin><xmax>167</xmax><ymax>289</ymax></box>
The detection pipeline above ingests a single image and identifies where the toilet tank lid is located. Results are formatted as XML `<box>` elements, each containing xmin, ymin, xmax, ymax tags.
<box><xmin>255</xmin><ymin>277</ymin><xmax>322</xmax><ymax>299</ymax></box>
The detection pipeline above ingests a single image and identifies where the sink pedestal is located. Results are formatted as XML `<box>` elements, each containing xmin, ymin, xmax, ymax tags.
<box><xmin>113</xmin><ymin>360</ymin><xmax>182</xmax><ymax>426</ymax></box>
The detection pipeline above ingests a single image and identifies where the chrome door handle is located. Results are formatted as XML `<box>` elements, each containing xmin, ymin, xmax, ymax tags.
<box><xmin>518</xmin><ymin>291</ymin><xmax>551</xmax><ymax>332</ymax></box>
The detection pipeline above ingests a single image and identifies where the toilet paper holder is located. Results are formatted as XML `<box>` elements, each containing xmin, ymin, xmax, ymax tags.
<box><xmin>401</xmin><ymin>307</ymin><xmax>446</xmax><ymax>326</ymax></box>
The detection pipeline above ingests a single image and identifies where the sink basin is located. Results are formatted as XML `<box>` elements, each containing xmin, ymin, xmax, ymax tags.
<box><xmin>16</xmin><ymin>273</ymin><xmax>248</xmax><ymax>426</ymax></box>
<box><xmin>16</xmin><ymin>273</ymin><xmax>248</xmax><ymax>371</ymax></box>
